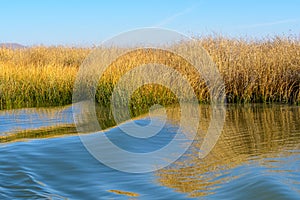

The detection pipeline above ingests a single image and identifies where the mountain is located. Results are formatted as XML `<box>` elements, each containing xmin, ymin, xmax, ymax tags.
<box><xmin>0</xmin><ymin>43</ymin><xmax>26</xmax><ymax>49</ymax></box>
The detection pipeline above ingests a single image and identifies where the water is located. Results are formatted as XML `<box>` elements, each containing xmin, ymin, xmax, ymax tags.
<box><xmin>1</xmin><ymin>105</ymin><xmax>300</xmax><ymax>199</ymax></box>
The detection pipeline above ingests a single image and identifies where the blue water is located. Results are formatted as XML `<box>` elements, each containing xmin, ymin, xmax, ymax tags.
<box><xmin>1</xmin><ymin>136</ymin><xmax>193</xmax><ymax>199</ymax></box>
<box><xmin>1</xmin><ymin>105</ymin><xmax>300</xmax><ymax>199</ymax></box>
<box><xmin>0</xmin><ymin>106</ymin><xmax>73</xmax><ymax>135</ymax></box>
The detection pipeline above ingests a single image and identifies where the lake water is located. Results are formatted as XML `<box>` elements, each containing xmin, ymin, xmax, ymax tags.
<box><xmin>1</xmin><ymin>104</ymin><xmax>300</xmax><ymax>199</ymax></box>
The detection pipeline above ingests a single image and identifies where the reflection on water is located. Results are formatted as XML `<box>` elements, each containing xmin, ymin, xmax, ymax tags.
<box><xmin>0</xmin><ymin>106</ymin><xmax>73</xmax><ymax>134</ymax></box>
<box><xmin>157</xmin><ymin>105</ymin><xmax>300</xmax><ymax>199</ymax></box>
<box><xmin>0</xmin><ymin>104</ymin><xmax>300</xmax><ymax>199</ymax></box>
<box><xmin>0</xmin><ymin>106</ymin><xmax>75</xmax><ymax>143</ymax></box>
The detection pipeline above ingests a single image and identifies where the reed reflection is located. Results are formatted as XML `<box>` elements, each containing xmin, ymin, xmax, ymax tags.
<box><xmin>156</xmin><ymin>105</ymin><xmax>300</xmax><ymax>198</ymax></box>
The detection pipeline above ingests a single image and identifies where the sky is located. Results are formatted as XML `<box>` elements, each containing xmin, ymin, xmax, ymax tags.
<box><xmin>1</xmin><ymin>0</ymin><xmax>300</xmax><ymax>46</ymax></box>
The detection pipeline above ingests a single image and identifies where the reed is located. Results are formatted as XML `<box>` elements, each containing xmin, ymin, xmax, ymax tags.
<box><xmin>0</xmin><ymin>36</ymin><xmax>299</xmax><ymax>110</ymax></box>
<box><xmin>200</xmin><ymin>36</ymin><xmax>300</xmax><ymax>103</ymax></box>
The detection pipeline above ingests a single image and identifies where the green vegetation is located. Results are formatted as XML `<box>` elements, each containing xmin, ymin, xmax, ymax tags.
<box><xmin>0</xmin><ymin>36</ymin><xmax>299</xmax><ymax>110</ymax></box>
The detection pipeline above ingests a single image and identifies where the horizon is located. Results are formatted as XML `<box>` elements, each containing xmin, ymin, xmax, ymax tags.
<box><xmin>2</xmin><ymin>33</ymin><xmax>300</xmax><ymax>48</ymax></box>
<box><xmin>1</xmin><ymin>0</ymin><xmax>300</xmax><ymax>46</ymax></box>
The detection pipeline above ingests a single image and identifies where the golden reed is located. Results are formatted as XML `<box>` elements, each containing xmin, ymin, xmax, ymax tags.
<box><xmin>0</xmin><ymin>36</ymin><xmax>299</xmax><ymax>110</ymax></box>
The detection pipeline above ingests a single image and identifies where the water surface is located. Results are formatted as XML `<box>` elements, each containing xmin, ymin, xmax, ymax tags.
<box><xmin>1</xmin><ymin>104</ymin><xmax>299</xmax><ymax>199</ymax></box>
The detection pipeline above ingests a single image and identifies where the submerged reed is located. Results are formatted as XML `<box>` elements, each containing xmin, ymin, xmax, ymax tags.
<box><xmin>0</xmin><ymin>36</ymin><xmax>299</xmax><ymax>110</ymax></box>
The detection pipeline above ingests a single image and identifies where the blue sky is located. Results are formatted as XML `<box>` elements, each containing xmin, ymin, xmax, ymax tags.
<box><xmin>1</xmin><ymin>0</ymin><xmax>299</xmax><ymax>46</ymax></box>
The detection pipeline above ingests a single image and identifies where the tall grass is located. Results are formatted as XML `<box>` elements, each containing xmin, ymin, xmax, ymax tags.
<box><xmin>201</xmin><ymin>36</ymin><xmax>300</xmax><ymax>103</ymax></box>
<box><xmin>0</xmin><ymin>47</ymin><xmax>88</xmax><ymax>109</ymax></box>
<box><xmin>0</xmin><ymin>36</ymin><xmax>299</xmax><ymax>110</ymax></box>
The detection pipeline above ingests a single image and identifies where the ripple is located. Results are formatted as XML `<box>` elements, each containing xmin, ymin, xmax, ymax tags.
<box><xmin>1</xmin><ymin>104</ymin><xmax>300</xmax><ymax>199</ymax></box>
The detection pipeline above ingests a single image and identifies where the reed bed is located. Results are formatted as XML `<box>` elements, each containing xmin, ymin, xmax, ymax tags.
<box><xmin>200</xmin><ymin>36</ymin><xmax>300</xmax><ymax>103</ymax></box>
<box><xmin>0</xmin><ymin>36</ymin><xmax>299</xmax><ymax>110</ymax></box>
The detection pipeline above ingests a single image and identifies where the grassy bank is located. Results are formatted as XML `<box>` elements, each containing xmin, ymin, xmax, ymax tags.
<box><xmin>0</xmin><ymin>36</ymin><xmax>299</xmax><ymax>110</ymax></box>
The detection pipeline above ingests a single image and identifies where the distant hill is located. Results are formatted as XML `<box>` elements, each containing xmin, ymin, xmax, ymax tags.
<box><xmin>0</xmin><ymin>43</ymin><xmax>26</xmax><ymax>49</ymax></box>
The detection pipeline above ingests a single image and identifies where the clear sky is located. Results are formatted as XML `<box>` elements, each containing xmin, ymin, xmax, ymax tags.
<box><xmin>1</xmin><ymin>0</ymin><xmax>300</xmax><ymax>46</ymax></box>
